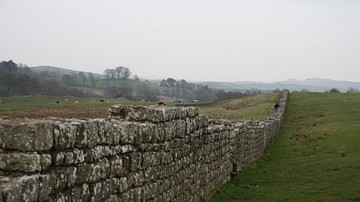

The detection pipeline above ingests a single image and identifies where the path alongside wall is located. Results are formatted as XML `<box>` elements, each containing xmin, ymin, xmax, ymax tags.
<box><xmin>0</xmin><ymin>91</ymin><xmax>288</xmax><ymax>202</ymax></box>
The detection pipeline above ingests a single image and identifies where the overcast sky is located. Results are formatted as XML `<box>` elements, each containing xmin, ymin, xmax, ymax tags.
<box><xmin>1</xmin><ymin>0</ymin><xmax>360</xmax><ymax>82</ymax></box>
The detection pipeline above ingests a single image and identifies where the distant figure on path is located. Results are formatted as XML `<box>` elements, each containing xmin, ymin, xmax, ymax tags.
<box><xmin>274</xmin><ymin>102</ymin><xmax>280</xmax><ymax>113</ymax></box>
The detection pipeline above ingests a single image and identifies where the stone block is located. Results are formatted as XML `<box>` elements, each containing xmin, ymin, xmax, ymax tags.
<box><xmin>124</xmin><ymin>153</ymin><xmax>142</xmax><ymax>172</ymax></box>
<box><xmin>70</xmin><ymin>183</ymin><xmax>90</xmax><ymax>202</ymax></box>
<box><xmin>186</xmin><ymin>107</ymin><xmax>199</xmax><ymax>118</ymax></box>
<box><xmin>0</xmin><ymin>174</ymin><xmax>51</xmax><ymax>202</ymax></box>
<box><xmin>53</xmin><ymin>150</ymin><xmax>84</xmax><ymax>166</ymax></box>
<box><xmin>127</xmin><ymin>172</ymin><xmax>144</xmax><ymax>188</ymax></box>
<box><xmin>119</xmin><ymin>122</ymin><xmax>135</xmax><ymax>145</ymax></box>
<box><xmin>84</xmin><ymin>145</ymin><xmax>111</xmax><ymax>162</ymax></box>
<box><xmin>0</xmin><ymin>121</ymin><xmax>53</xmax><ymax>152</ymax></box>
<box><xmin>105</xmin><ymin>194</ymin><xmax>120</xmax><ymax>202</ymax></box>
<box><xmin>53</xmin><ymin>123</ymin><xmax>77</xmax><ymax>149</ymax></box>
<box><xmin>109</xmin><ymin>156</ymin><xmax>124</xmax><ymax>177</ymax></box>
<box><xmin>97</xmin><ymin>120</ymin><xmax>116</xmax><ymax>145</ymax></box>
<box><xmin>76</xmin><ymin>163</ymin><xmax>101</xmax><ymax>184</ymax></box>
<box><xmin>109</xmin><ymin>105</ymin><xmax>166</xmax><ymax>122</ymax></box>
<box><xmin>40</xmin><ymin>154</ymin><xmax>52</xmax><ymax>171</ymax></box>
<box><xmin>0</xmin><ymin>152</ymin><xmax>41</xmax><ymax>172</ymax></box>
<box><xmin>49</xmin><ymin>167</ymin><xmax>77</xmax><ymax>190</ymax></box>
<box><xmin>89</xmin><ymin>181</ymin><xmax>103</xmax><ymax>202</ymax></box>
<box><xmin>110</xmin><ymin>177</ymin><xmax>128</xmax><ymax>194</ymax></box>
<box><xmin>119</xmin><ymin>177</ymin><xmax>128</xmax><ymax>193</ymax></box>
<box><xmin>109</xmin><ymin>105</ymin><xmax>200</xmax><ymax>123</ymax></box>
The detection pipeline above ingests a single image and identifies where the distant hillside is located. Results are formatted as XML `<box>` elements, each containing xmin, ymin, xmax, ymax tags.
<box><xmin>29</xmin><ymin>66</ymin><xmax>360</xmax><ymax>93</ymax></box>
<box><xmin>31</xmin><ymin>66</ymin><xmax>104</xmax><ymax>78</ymax></box>
<box><xmin>24</xmin><ymin>64</ymin><xmax>217</xmax><ymax>101</ymax></box>
<box><xmin>200</xmin><ymin>78</ymin><xmax>360</xmax><ymax>92</ymax></box>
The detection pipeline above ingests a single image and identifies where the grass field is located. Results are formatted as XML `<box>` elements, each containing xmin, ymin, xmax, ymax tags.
<box><xmin>0</xmin><ymin>96</ymin><xmax>154</xmax><ymax>118</ymax></box>
<box><xmin>0</xmin><ymin>93</ymin><xmax>281</xmax><ymax>120</ymax></box>
<box><xmin>210</xmin><ymin>92</ymin><xmax>360</xmax><ymax>201</ymax></box>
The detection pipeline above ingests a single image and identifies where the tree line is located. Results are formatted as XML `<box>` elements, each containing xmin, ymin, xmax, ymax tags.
<box><xmin>0</xmin><ymin>60</ymin><xmax>271</xmax><ymax>101</ymax></box>
<box><xmin>0</xmin><ymin>60</ymin><xmax>96</xmax><ymax>97</ymax></box>
<box><xmin>103</xmin><ymin>66</ymin><xmax>132</xmax><ymax>79</ymax></box>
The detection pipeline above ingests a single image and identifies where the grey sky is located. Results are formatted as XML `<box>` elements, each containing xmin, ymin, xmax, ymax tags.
<box><xmin>1</xmin><ymin>0</ymin><xmax>360</xmax><ymax>82</ymax></box>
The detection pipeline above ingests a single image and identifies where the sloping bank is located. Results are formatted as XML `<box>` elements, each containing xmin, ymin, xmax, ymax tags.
<box><xmin>0</xmin><ymin>90</ymin><xmax>288</xmax><ymax>201</ymax></box>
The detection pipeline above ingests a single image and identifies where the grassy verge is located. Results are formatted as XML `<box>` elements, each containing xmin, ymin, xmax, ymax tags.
<box><xmin>210</xmin><ymin>92</ymin><xmax>360</xmax><ymax>201</ymax></box>
<box><xmin>199</xmin><ymin>93</ymin><xmax>281</xmax><ymax>121</ymax></box>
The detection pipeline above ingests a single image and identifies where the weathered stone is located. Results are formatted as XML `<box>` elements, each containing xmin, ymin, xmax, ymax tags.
<box><xmin>53</xmin><ymin>149</ymin><xmax>85</xmax><ymax>166</ymax></box>
<box><xmin>0</xmin><ymin>152</ymin><xmax>41</xmax><ymax>172</ymax></box>
<box><xmin>127</xmin><ymin>172</ymin><xmax>144</xmax><ymax>188</ymax></box>
<box><xmin>40</xmin><ymin>154</ymin><xmax>52</xmax><ymax>171</ymax></box>
<box><xmin>0</xmin><ymin>178</ymin><xmax>22</xmax><ymax>202</ymax></box>
<box><xmin>0</xmin><ymin>121</ymin><xmax>53</xmax><ymax>152</ymax></box>
<box><xmin>53</xmin><ymin>123</ymin><xmax>77</xmax><ymax>149</ymax></box>
<box><xmin>105</xmin><ymin>194</ymin><xmax>120</xmax><ymax>202</ymax></box>
<box><xmin>71</xmin><ymin>183</ymin><xmax>90</xmax><ymax>202</ymax></box>
<box><xmin>101</xmin><ymin>179</ymin><xmax>113</xmax><ymax>200</ymax></box>
<box><xmin>54</xmin><ymin>166</ymin><xmax>77</xmax><ymax>190</ymax></box>
<box><xmin>109</xmin><ymin>105</ymin><xmax>165</xmax><ymax>122</ymax></box>
<box><xmin>84</xmin><ymin>145</ymin><xmax>111</xmax><ymax>162</ymax></box>
<box><xmin>0</xmin><ymin>174</ymin><xmax>51</xmax><ymax>202</ymax></box>
<box><xmin>99</xmin><ymin>158</ymin><xmax>111</xmax><ymax>179</ymax></box>
<box><xmin>89</xmin><ymin>182</ymin><xmax>103</xmax><ymax>202</ymax></box>
<box><xmin>76</xmin><ymin>120</ymin><xmax>99</xmax><ymax>148</ymax></box>
<box><xmin>73</xmin><ymin>148</ymin><xmax>85</xmax><ymax>164</ymax></box>
<box><xmin>124</xmin><ymin>153</ymin><xmax>142</xmax><ymax>172</ymax></box>
<box><xmin>118</xmin><ymin>177</ymin><xmax>128</xmax><ymax>193</ymax></box>
<box><xmin>77</xmin><ymin>163</ymin><xmax>100</xmax><ymax>184</ymax></box>
<box><xmin>142</xmin><ymin>152</ymin><xmax>160</xmax><ymax>168</ymax></box>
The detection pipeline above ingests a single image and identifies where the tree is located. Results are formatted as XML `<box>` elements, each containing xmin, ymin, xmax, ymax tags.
<box><xmin>105</xmin><ymin>66</ymin><xmax>132</xmax><ymax>79</ymax></box>
<box><xmin>78</xmin><ymin>72</ymin><xmax>86</xmax><ymax>86</ymax></box>
<box><xmin>103</xmin><ymin>69</ymin><xmax>113</xmax><ymax>79</ymax></box>
<box><xmin>160</xmin><ymin>79</ymin><xmax>168</xmax><ymax>87</ymax></box>
<box><xmin>0</xmin><ymin>60</ymin><xmax>17</xmax><ymax>72</ymax></box>
<box><xmin>104</xmin><ymin>69</ymin><xmax>110</xmax><ymax>78</ymax></box>
<box><xmin>123</xmin><ymin>67</ymin><xmax>131</xmax><ymax>79</ymax></box>
<box><xmin>0</xmin><ymin>60</ymin><xmax>18</xmax><ymax>96</ymax></box>
<box><xmin>134</xmin><ymin>75</ymin><xmax>140</xmax><ymax>81</ymax></box>
<box><xmin>62</xmin><ymin>74</ymin><xmax>75</xmax><ymax>86</ymax></box>
<box><xmin>88</xmin><ymin>72</ymin><xmax>97</xmax><ymax>88</ymax></box>
<box><xmin>329</xmin><ymin>88</ymin><xmax>340</xmax><ymax>93</ymax></box>
<box><xmin>347</xmin><ymin>87</ymin><xmax>359</xmax><ymax>93</ymax></box>
<box><xmin>166</xmin><ymin>78</ymin><xmax>176</xmax><ymax>87</ymax></box>
<box><xmin>115</xmin><ymin>66</ymin><xmax>124</xmax><ymax>78</ymax></box>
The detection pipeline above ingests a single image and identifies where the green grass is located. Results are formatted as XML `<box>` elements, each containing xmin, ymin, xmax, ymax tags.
<box><xmin>0</xmin><ymin>95</ymin><xmax>152</xmax><ymax>110</ymax></box>
<box><xmin>199</xmin><ymin>93</ymin><xmax>281</xmax><ymax>121</ymax></box>
<box><xmin>0</xmin><ymin>96</ymin><xmax>157</xmax><ymax>119</ymax></box>
<box><xmin>209</xmin><ymin>92</ymin><xmax>360</xmax><ymax>201</ymax></box>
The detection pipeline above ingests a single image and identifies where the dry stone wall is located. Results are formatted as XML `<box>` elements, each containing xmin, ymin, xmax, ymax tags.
<box><xmin>0</xmin><ymin>90</ymin><xmax>288</xmax><ymax>202</ymax></box>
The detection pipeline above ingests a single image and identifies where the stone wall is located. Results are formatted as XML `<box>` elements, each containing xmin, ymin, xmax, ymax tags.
<box><xmin>0</xmin><ymin>90</ymin><xmax>288</xmax><ymax>202</ymax></box>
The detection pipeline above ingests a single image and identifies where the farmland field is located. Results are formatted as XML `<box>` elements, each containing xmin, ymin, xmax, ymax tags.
<box><xmin>0</xmin><ymin>96</ymin><xmax>154</xmax><ymax>119</ymax></box>
<box><xmin>210</xmin><ymin>92</ymin><xmax>360</xmax><ymax>201</ymax></box>
<box><xmin>0</xmin><ymin>93</ymin><xmax>280</xmax><ymax>120</ymax></box>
